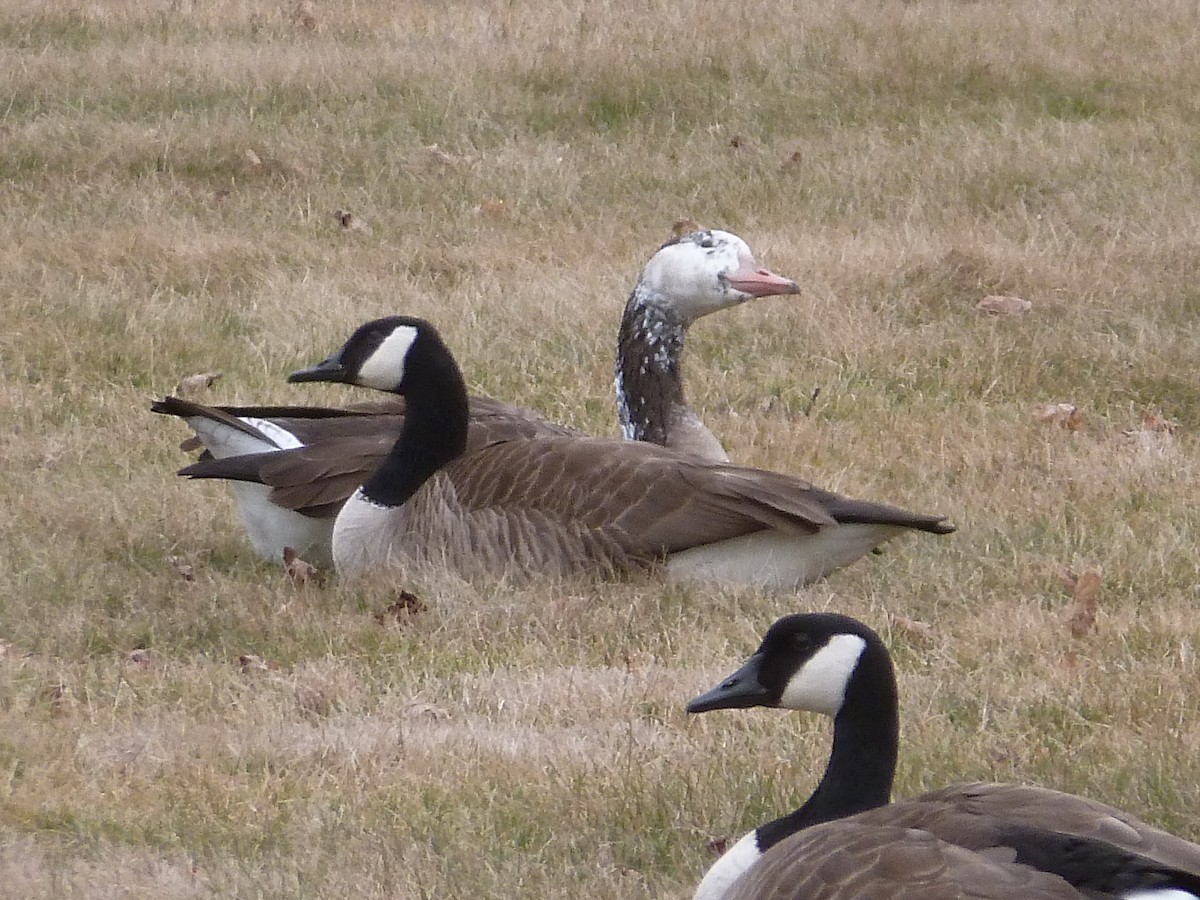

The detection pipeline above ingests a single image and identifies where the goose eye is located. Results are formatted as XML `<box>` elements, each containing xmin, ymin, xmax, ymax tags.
<box><xmin>790</xmin><ymin>633</ymin><xmax>814</xmax><ymax>653</ymax></box>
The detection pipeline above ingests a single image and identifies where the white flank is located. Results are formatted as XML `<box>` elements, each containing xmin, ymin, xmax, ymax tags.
<box><xmin>227</xmin><ymin>482</ymin><xmax>334</xmax><ymax>568</ymax></box>
<box><xmin>667</xmin><ymin>523</ymin><xmax>905</xmax><ymax>592</ymax></box>
<box><xmin>357</xmin><ymin>324</ymin><xmax>419</xmax><ymax>392</ymax></box>
<box><xmin>1123</xmin><ymin>891</ymin><xmax>1200</xmax><ymax>900</ymax></box>
<box><xmin>693</xmin><ymin>831</ymin><xmax>761</xmax><ymax>900</ymax></box>
<box><xmin>182</xmin><ymin>414</ymin><xmax>328</xmax><ymax>564</ymax></box>
<box><xmin>778</xmin><ymin>633</ymin><xmax>867</xmax><ymax>717</ymax></box>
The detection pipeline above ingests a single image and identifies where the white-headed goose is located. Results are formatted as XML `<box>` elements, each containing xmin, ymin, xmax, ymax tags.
<box><xmin>687</xmin><ymin>613</ymin><xmax>1200</xmax><ymax>899</ymax></box>
<box><xmin>615</xmin><ymin>229</ymin><xmax>800</xmax><ymax>461</ymax></box>
<box><xmin>226</xmin><ymin>315</ymin><xmax>955</xmax><ymax>586</ymax></box>
<box><xmin>153</xmin><ymin>229</ymin><xmax>799</xmax><ymax>565</ymax></box>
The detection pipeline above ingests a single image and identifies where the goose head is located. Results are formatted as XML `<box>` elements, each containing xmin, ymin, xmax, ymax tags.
<box><xmin>634</xmin><ymin>230</ymin><xmax>799</xmax><ymax>323</ymax></box>
<box><xmin>288</xmin><ymin>316</ymin><xmax>456</xmax><ymax>396</ymax></box>
<box><xmin>687</xmin><ymin>613</ymin><xmax>894</xmax><ymax>721</ymax></box>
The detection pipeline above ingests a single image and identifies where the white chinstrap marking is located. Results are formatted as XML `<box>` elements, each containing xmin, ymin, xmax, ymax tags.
<box><xmin>357</xmin><ymin>325</ymin><xmax>419</xmax><ymax>391</ymax></box>
<box><xmin>693</xmin><ymin>830</ymin><xmax>761</xmax><ymax>900</ymax></box>
<box><xmin>779</xmin><ymin>633</ymin><xmax>868</xmax><ymax>717</ymax></box>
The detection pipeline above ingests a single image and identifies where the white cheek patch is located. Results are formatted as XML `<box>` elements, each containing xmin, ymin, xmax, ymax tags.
<box><xmin>357</xmin><ymin>325</ymin><xmax>419</xmax><ymax>391</ymax></box>
<box><xmin>778</xmin><ymin>634</ymin><xmax>867</xmax><ymax>717</ymax></box>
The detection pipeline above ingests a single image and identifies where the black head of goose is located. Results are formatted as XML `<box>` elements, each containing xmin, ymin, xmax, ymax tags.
<box><xmin>153</xmin><ymin>229</ymin><xmax>796</xmax><ymax>565</ymax></box>
<box><xmin>276</xmin><ymin>316</ymin><xmax>954</xmax><ymax>585</ymax></box>
<box><xmin>615</xmin><ymin>229</ymin><xmax>799</xmax><ymax>462</ymax></box>
<box><xmin>687</xmin><ymin>613</ymin><xmax>1200</xmax><ymax>900</ymax></box>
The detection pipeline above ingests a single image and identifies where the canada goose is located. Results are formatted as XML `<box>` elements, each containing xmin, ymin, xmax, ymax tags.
<box><xmin>154</xmin><ymin>229</ymin><xmax>800</xmax><ymax>565</ymax></box>
<box><xmin>221</xmin><ymin>315</ymin><xmax>954</xmax><ymax>586</ymax></box>
<box><xmin>686</xmin><ymin>613</ymin><xmax>1200</xmax><ymax>899</ymax></box>
<box><xmin>151</xmin><ymin>394</ymin><xmax>570</xmax><ymax>566</ymax></box>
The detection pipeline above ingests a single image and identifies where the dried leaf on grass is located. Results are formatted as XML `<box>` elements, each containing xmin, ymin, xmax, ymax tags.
<box><xmin>706</xmin><ymin>836</ymin><xmax>730</xmax><ymax>856</ymax></box>
<box><xmin>404</xmin><ymin>701</ymin><xmax>451</xmax><ymax>720</ymax></box>
<box><xmin>474</xmin><ymin>197</ymin><xmax>507</xmax><ymax>218</ymax></box>
<box><xmin>891</xmin><ymin>614</ymin><xmax>935</xmax><ymax>643</ymax></box>
<box><xmin>332</xmin><ymin>209</ymin><xmax>373</xmax><ymax>234</ymax></box>
<box><xmin>374</xmin><ymin>590</ymin><xmax>427</xmax><ymax>624</ymax></box>
<box><xmin>293</xmin><ymin>0</ymin><xmax>318</xmax><ymax>30</ymax></box>
<box><xmin>1034</xmin><ymin>402</ymin><xmax>1086</xmax><ymax>432</ymax></box>
<box><xmin>175</xmin><ymin>371</ymin><xmax>223</xmax><ymax>397</ymax></box>
<box><xmin>1139</xmin><ymin>411</ymin><xmax>1180</xmax><ymax>434</ymax></box>
<box><xmin>238</xmin><ymin>654</ymin><xmax>279</xmax><ymax>675</ymax></box>
<box><xmin>672</xmin><ymin>218</ymin><xmax>701</xmax><ymax>237</ymax></box>
<box><xmin>977</xmin><ymin>295</ymin><xmax>1033</xmax><ymax>315</ymax></box>
<box><xmin>167</xmin><ymin>555</ymin><xmax>195</xmax><ymax>582</ymax></box>
<box><xmin>1124</xmin><ymin>411</ymin><xmax>1181</xmax><ymax>445</ymax></box>
<box><xmin>127</xmin><ymin>648</ymin><xmax>155</xmax><ymax>667</ymax></box>
<box><xmin>1061</xmin><ymin>568</ymin><xmax>1101</xmax><ymax>638</ymax></box>
<box><xmin>283</xmin><ymin>547</ymin><xmax>324</xmax><ymax>586</ymax></box>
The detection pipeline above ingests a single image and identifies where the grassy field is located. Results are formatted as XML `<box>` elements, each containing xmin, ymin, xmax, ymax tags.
<box><xmin>3</xmin><ymin>0</ymin><xmax>1200</xmax><ymax>896</ymax></box>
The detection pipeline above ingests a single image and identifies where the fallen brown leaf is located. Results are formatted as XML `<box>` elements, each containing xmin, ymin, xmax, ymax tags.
<box><xmin>477</xmin><ymin>197</ymin><xmax>507</xmax><ymax>218</ymax></box>
<box><xmin>1137</xmin><ymin>411</ymin><xmax>1180</xmax><ymax>435</ymax></box>
<box><xmin>706</xmin><ymin>836</ymin><xmax>730</xmax><ymax>856</ymax></box>
<box><xmin>175</xmin><ymin>371</ymin><xmax>223</xmax><ymax>397</ymax></box>
<box><xmin>403</xmin><ymin>701</ymin><xmax>451</xmax><ymax>720</ymax></box>
<box><xmin>293</xmin><ymin>0</ymin><xmax>318</xmax><ymax>30</ymax></box>
<box><xmin>168</xmin><ymin>555</ymin><xmax>195</xmax><ymax>582</ymax></box>
<box><xmin>672</xmin><ymin>218</ymin><xmax>701</xmax><ymax>237</ymax></box>
<box><xmin>238</xmin><ymin>654</ymin><xmax>276</xmax><ymax>674</ymax></box>
<box><xmin>374</xmin><ymin>590</ymin><xmax>427</xmax><ymax>624</ymax></box>
<box><xmin>780</xmin><ymin>149</ymin><xmax>804</xmax><ymax>171</ymax></box>
<box><xmin>1034</xmin><ymin>402</ymin><xmax>1085</xmax><ymax>432</ymax></box>
<box><xmin>1064</xmin><ymin>568</ymin><xmax>1100</xmax><ymax>638</ymax></box>
<box><xmin>977</xmin><ymin>295</ymin><xmax>1033</xmax><ymax>315</ymax></box>
<box><xmin>283</xmin><ymin>546</ymin><xmax>324</xmax><ymax>586</ymax></box>
<box><xmin>332</xmin><ymin>209</ymin><xmax>372</xmax><ymax>234</ymax></box>
<box><xmin>127</xmin><ymin>648</ymin><xmax>154</xmax><ymax>666</ymax></box>
<box><xmin>891</xmin><ymin>614</ymin><xmax>934</xmax><ymax>643</ymax></box>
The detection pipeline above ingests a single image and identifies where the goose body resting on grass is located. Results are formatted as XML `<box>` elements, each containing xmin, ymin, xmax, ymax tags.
<box><xmin>204</xmin><ymin>315</ymin><xmax>956</xmax><ymax>586</ymax></box>
<box><xmin>687</xmin><ymin>613</ymin><xmax>1200</xmax><ymax>899</ymax></box>
<box><xmin>153</xmin><ymin>229</ymin><xmax>801</xmax><ymax>566</ymax></box>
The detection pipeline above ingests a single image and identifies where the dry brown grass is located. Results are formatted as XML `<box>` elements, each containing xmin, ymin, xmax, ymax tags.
<box><xmin>3</xmin><ymin>0</ymin><xmax>1200</xmax><ymax>896</ymax></box>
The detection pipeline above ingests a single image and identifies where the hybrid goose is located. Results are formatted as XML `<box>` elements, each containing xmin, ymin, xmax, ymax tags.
<box><xmin>153</xmin><ymin>229</ymin><xmax>800</xmax><ymax>565</ymax></box>
<box><xmin>187</xmin><ymin>315</ymin><xmax>954</xmax><ymax>586</ymax></box>
<box><xmin>687</xmin><ymin>613</ymin><xmax>1200</xmax><ymax>899</ymax></box>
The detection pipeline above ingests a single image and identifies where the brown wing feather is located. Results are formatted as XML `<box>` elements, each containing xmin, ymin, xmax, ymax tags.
<box><xmin>727</xmin><ymin>823</ymin><xmax>1082</xmax><ymax>900</ymax></box>
<box><xmin>899</xmin><ymin>783</ymin><xmax>1200</xmax><ymax>874</ymax></box>
<box><xmin>437</xmin><ymin>437</ymin><xmax>835</xmax><ymax>555</ymax></box>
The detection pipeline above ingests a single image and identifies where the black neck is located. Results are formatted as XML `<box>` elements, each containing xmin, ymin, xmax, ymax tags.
<box><xmin>615</xmin><ymin>291</ymin><xmax>686</xmax><ymax>445</ymax></box>
<box><xmin>757</xmin><ymin>653</ymin><xmax>900</xmax><ymax>852</ymax></box>
<box><xmin>359</xmin><ymin>346</ymin><xmax>470</xmax><ymax>508</ymax></box>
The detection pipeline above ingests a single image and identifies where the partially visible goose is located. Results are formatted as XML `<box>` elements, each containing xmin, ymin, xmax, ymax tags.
<box><xmin>207</xmin><ymin>315</ymin><xmax>955</xmax><ymax>586</ymax></box>
<box><xmin>153</xmin><ymin>229</ymin><xmax>799</xmax><ymax>564</ymax></box>
<box><xmin>615</xmin><ymin>229</ymin><xmax>799</xmax><ymax>461</ymax></box>
<box><xmin>687</xmin><ymin>613</ymin><xmax>1200</xmax><ymax>899</ymax></box>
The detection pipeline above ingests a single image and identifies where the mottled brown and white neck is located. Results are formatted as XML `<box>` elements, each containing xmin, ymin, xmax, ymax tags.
<box><xmin>615</xmin><ymin>286</ymin><xmax>730</xmax><ymax>462</ymax></box>
<box><xmin>612</xmin><ymin>229</ymin><xmax>800</xmax><ymax>464</ymax></box>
